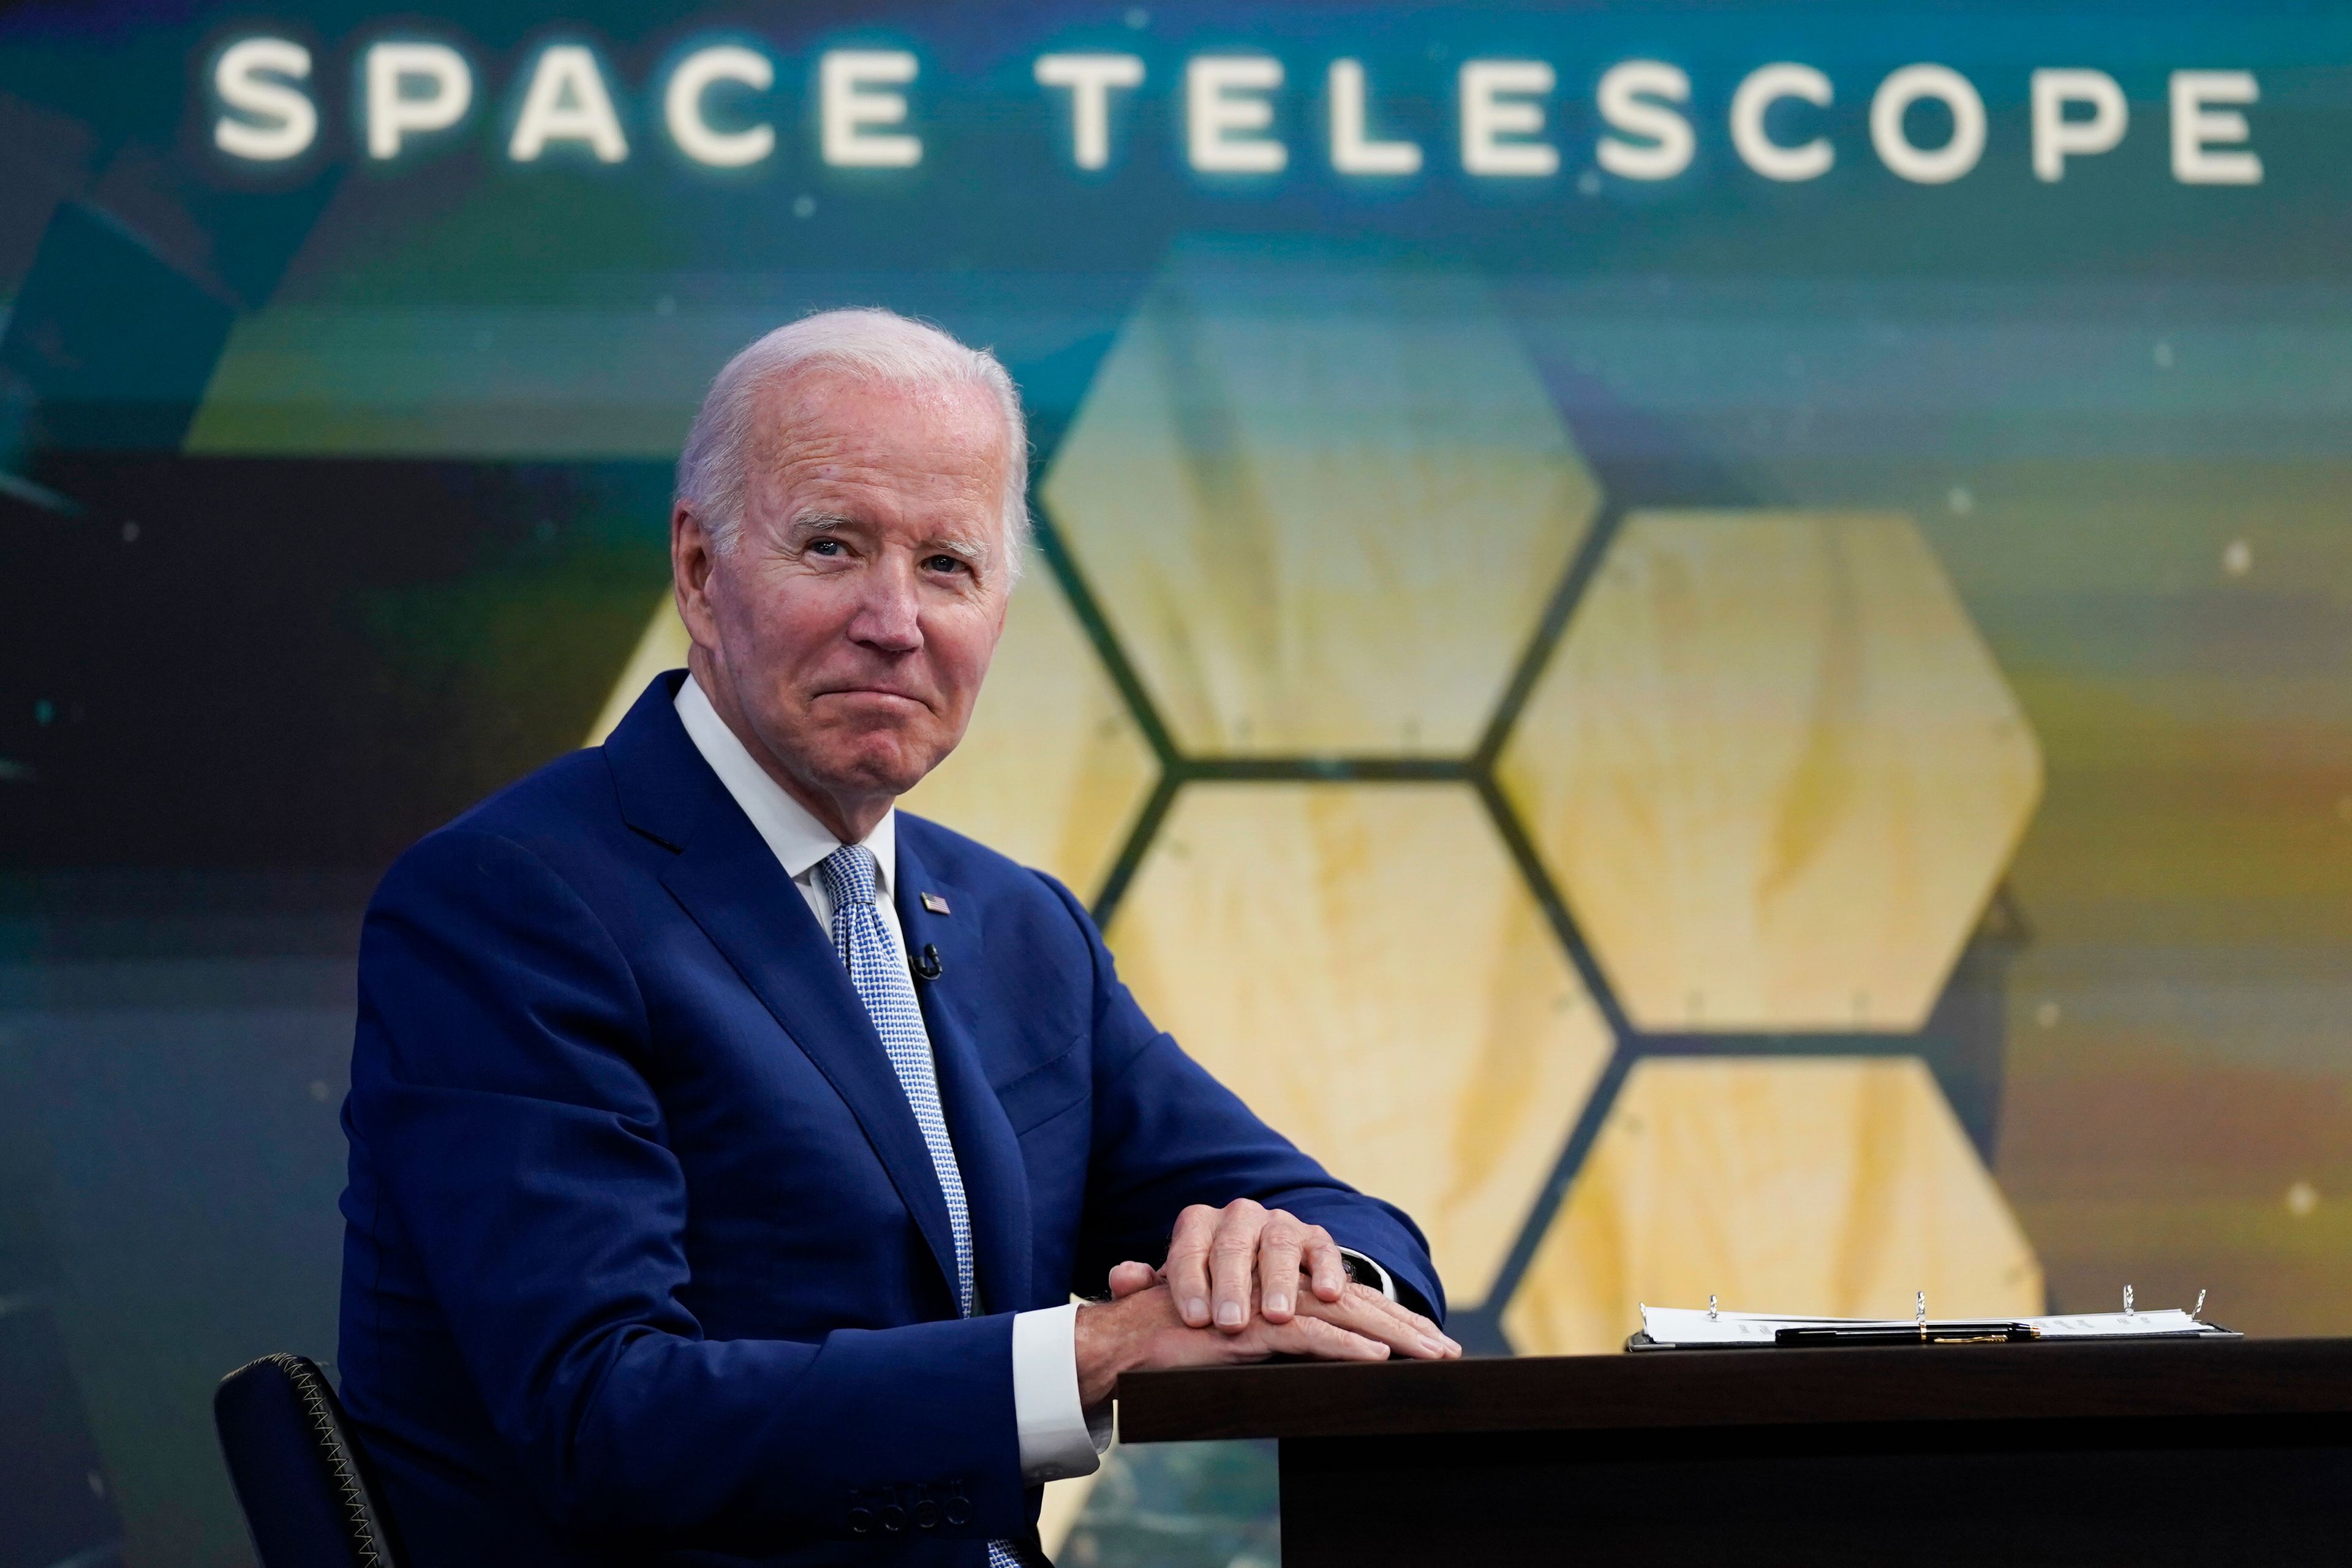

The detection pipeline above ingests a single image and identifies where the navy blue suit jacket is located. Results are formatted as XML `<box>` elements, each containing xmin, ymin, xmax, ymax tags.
<box><xmin>339</xmin><ymin>673</ymin><xmax>1442</xmax><ymax>1566</ymax></box>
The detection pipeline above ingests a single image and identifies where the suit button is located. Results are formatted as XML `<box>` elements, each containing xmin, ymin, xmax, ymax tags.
<box><xmin>880</xmin><ymin>1502</ymin><xmax>907</xmax><ymax>1534</ymax></box>
<box><xmin>944</xmin><ymin>1487</ymin><xmax>972</xmax><ymax>1526</ymax></box>
<box><xmin>915</xmin><ymin>1499</ymin><xmax>939</xmax><ymax>1529</ymax></box>
<box><xmin>848</xmin><ymin>1504</ymin><xmax>873</xmax><ymax>1537</ymax></box>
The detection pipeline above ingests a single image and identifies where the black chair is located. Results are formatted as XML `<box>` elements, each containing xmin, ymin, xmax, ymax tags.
<box><xmin>214</xmin><ymin>1352</ymin><xmax>405</xmax><ymax>1567</ymax></box>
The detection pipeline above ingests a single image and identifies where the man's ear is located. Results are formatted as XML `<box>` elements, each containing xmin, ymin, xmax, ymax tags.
<box><xmin>673</xmin><ymin>502</ymin><xmax>721</xmax><ymax>649</ymax></box>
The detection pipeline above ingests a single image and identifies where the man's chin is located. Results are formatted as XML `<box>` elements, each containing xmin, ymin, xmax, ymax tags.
<box><xmin>812</xmin><ymin>737</ymin><xmax>943</xmax><ymax>802</ymax></box>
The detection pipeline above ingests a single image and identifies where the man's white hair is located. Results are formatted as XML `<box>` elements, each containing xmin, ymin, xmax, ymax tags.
<box><xmin>675</xmin><ymin>307</ymin><xmax>1031</xmax><ymax>576</ymax></box>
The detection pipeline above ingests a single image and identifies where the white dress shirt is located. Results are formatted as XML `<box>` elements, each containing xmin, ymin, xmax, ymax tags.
<box><xmin>674</xmin><ymin>676</ymin><xmax>1107</xmax><ymax>1482</ymax></box>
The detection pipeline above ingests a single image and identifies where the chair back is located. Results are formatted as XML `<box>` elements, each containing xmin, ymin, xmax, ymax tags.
<box><xmin>214</xmin><ymin>1352</ymin><xmax>404</xmax><ymax>1568</ymax></box>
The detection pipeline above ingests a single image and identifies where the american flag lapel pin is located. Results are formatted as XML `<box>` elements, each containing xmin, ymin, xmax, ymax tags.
<box><xmin>920</xmin><ymin>892</ymin><xmax>951</xmax><ymax>915</ymax></box>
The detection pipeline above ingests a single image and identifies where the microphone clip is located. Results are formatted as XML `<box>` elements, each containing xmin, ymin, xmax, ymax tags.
<box><xmin>913</xmin><ymin>943</ymin><xmax>944</xmax><ymax>982</ymax></box>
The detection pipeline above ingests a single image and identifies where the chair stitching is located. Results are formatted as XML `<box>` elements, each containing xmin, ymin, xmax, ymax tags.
<box><xmin>274</xmin><ymin>1355</ymin><xmax>383</xmax><ymax>1567</ymax></box>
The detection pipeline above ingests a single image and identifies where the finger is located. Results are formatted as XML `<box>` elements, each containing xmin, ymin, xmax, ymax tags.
<box><xmin>1317</xmin><ymin>1278</ymin><xmax>1449</xmax><ymax>1346</ymax></box>
<box><xmin>1164</xmin><ymin>1205</ymin><xmax>1221</xmax><ymax>1327</ymax></box>
<box><xmin>1354</xmin><ymin>1288</ymin><xmax>1455</xmax><ymax>1353</ymax></box>
<box><xmin>1373</xmin><ymin>1297</ymin><xmax>1449</xmax><ymax>1363</ymax></box>
<box><xmin>1208</xmin><ymin>1200</ymin><xmax>1268</xmax><ymax>1332</ymax></box>
<box><xmin>1302</xmin><ymin>1284</ymin><xmax>1457</xmax><ymax>1359</ymax></box>
<box><xmin>1107</xmin><ymin>1261</ymin><xmax>1158</xmax><ymax>1300</ymax></box>
<box><xmin>1300</xmin><ymin>1227</ymin><xmax>1346</xmax><ymax>1303</ymax></box>
<box><xmin>1364</xmin><ymin>1292</ymin><xmax>1460</xmax><ymax>1358</ymax></box>
<box><xmin>1257</xmin><ymin>1218</ymin><xmax>1308</xmax><ymax>1322</ymax></box>
<box><xmin>1253</xmin><ymin>1313</ymin><xmax>1390</xmax><ymax>1363</ymax></box>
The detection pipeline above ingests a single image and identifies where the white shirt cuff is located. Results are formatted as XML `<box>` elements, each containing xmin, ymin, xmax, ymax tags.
<box><xmin>1016</xmin><ymin>1254</ymin><xmax>1397</xmax><ymax>1483</ymax></box>
<box><xmin>1338</xmin><ymin>1247</ymin><xmax>1398</xmax><ymax>1302</ymax></box>
<box><xmin>1012</xmin><ymin>1302</ymin><xmax>1109</xmax><ymax>1483</ymax></box>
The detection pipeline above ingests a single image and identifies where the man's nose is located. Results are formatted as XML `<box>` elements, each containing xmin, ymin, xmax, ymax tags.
<box><xmin>846</xmin><ymin>560</ymin><xmax>924</xmax><ymax>652</ymax></box>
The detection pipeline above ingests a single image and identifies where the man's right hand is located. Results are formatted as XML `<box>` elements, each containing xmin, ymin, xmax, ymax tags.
<box><xmin>1072</xmin><ymin>1267</ymin><xmax>1453</xmax><ymax>1408</ymax></box>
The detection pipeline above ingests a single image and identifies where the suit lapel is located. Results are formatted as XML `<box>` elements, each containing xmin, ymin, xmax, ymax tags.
<box><xmin>897</xmin><ymin>832</ymin><xmax>1034</xmax><ymax>1316</ymax></box>
<box><xmin>644</xmin><ymin>749</ymin><xmax>965</xmax><ymax>1310</ymax></box>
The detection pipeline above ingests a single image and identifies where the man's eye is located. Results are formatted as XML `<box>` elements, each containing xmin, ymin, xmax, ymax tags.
<box><xmin>924</xmin><ymin>554</ymin><xmax>967</xmax><ymax>574</ymax></box>
<box><xmin>807</xmin><ymin>538</ymin><xmax>843</xmax><ymax>556</ymax></box>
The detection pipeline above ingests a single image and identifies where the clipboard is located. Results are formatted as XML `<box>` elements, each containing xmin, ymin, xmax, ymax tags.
<box><xmin>1627</xmin><ymin>1291</ymin><xmax>2241</xmax><ymax>1351</ymax></box>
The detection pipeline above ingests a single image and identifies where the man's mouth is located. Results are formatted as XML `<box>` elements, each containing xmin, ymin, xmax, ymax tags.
<box><xmin>817</xmin><ymin>686</ymin><xmax>929</xmax><ymax>709</ymax></box>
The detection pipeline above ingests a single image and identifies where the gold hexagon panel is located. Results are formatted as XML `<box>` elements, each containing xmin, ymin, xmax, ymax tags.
<box><xmin>586</xmin><ymin>595</ymin><xmax>690</xmax><ymax>747</ymax></box>
<box><xmin>1500</xmin><ymin>511</ymin><xmax>2042</xmax><ymax>1032</ymax></box>
<box><xmin>1044</xmin><ymin>247</ymin><xmax>1599</xmax><ymax>756</ymax></box>
<box><xmin>897</xmin><ymin>577</ymin><xmax>1156</xmax><ymax>899</ymax></box>
<box><xmin>1504</xmin><ymin>1057</ymin><xmax>2044</xmax><ymax>1355</ymax></box>
<box><xmin>1106</xmin><ymin>783</ymin><xmax>1613</xmax><ymax>1308</ymax></box>
<box><xmin>587</xmin><ymin>579</ymin><xmax>1156</xmax><ymax>900</ymax></box>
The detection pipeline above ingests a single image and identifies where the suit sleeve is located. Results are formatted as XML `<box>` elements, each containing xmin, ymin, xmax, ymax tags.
<box><xmin>1038</xmin><ymin>877</ymin><xmax>1447</xmax><ymax>1322</ymax></box>
<box><xmin>347</xmin><ymin>829</ymin><xmax>1027</xmax><ymax>1545</ymax></box>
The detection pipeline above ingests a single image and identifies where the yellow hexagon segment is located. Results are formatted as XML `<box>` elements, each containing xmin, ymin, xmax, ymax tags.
<box><xmin>1503</xmin><ymin>1057</ymin><xmax>2044</xmax><ymax>1355</ymax></box>
<box><xmin>897</xmin><ymin>576</ymin><xmax>1157</xmax><ymax>900</ymax></box>
<box><xmin>1042</xmin><ymin>251</ymin><xmax>1598</xmax><ymax>757</ymax></box>
<box><xmin>1499</xmin><ymin>511</ymin><xmax>2042</xmax><ymax>1032</ymax></box>
<box><xmin>1106</xmin><ymin>783</ymin><xmax>1612</xmax><ymax>1308</ymax></box>
<box><xmin>586</xmin><ymin>595</ymin><xmax>690</xmax><ymax>747</ymax></box>
<box><xmin>586</xmin><ymin>579</ymin><xmax>1156</xmax><ymax>900</ymax></box>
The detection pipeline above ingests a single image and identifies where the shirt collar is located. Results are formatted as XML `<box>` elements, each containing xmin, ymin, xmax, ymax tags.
<box><xmin>674</xmin><ymin>673</ymin><xmax>896</xmax><ymax>894</ymax></box>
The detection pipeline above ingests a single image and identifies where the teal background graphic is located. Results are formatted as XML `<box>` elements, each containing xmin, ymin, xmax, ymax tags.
<box><xmin>3</xmin><ymin>4</ymin><xmax>2350</xmax><ymax>1564</ymax></box>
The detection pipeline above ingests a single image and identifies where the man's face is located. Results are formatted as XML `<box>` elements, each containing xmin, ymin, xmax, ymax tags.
<box><xmin>676</xmin><ymin>369</ymin><xmax>1012</xmax><ymax>831</ymax></box>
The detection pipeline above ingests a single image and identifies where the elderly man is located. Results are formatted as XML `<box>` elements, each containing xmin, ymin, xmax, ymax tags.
<box><xmin>338</xmin><ymin>308</ymin><xmax>1455</xmax><ymax>1566</ymax></box>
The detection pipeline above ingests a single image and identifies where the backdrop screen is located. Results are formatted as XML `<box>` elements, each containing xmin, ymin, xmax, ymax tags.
<box><xmin>3</xmin><ymin>2</ymin><xmax>2350</xmax><ymax>1564</ymax></box>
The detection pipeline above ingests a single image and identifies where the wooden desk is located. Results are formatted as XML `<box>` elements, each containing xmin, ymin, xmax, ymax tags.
<box><xmin>1115</xmin><ymin>1338</ymin><xmax>2352</xmax><ymax>1567</ymax></box>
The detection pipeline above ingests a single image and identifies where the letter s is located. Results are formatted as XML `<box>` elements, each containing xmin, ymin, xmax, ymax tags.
<box><xmin>214</xmin><ymin>37</ymin><xmax>317</xmax><ymax>162</ymax></box>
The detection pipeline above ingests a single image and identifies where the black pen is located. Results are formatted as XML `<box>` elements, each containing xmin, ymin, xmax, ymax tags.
<box><xmin>1774</xmin><ymin>1322</ymin><xmax>2041</xmax><ymax>1347</ymax></box>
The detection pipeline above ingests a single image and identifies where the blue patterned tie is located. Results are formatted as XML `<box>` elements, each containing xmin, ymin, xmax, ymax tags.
<box><xmin>818</xmin><ymin>843</ymin><xmax>974</xmax><ymax>1314</ymax></box>
<box><xmin>819</xmin><ymin>848</ymin><xmax>1026</xmax><ymax>1568</ymax></box>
